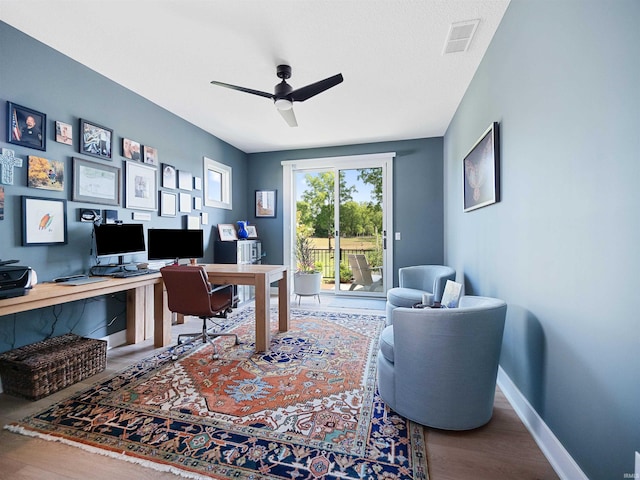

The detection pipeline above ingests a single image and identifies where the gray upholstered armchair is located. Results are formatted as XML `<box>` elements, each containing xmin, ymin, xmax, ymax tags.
<box><xmin>385</xmin><ymin>265</ymin><xmax>455</xmax><ymax>324</ymax></box>
<box><xmin>377</xmin><ymin>296</ymin><xmax>507</xmax><ymax>430</ymax></box>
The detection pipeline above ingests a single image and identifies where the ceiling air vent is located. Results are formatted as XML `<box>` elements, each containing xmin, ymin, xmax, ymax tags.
<box><xmin>443</xmin><ymin>19</ymin><xmax>480</xmax><ymax>54</ymax></box>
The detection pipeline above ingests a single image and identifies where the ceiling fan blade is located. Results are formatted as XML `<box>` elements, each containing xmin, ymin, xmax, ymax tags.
<box><xmin>290</xmin><ymin>73</ymin><xmax>343</xmax><ymax>102</ymax></box>
<box><xmin>210</xmin><ymin>80</ymin><xmax>273</xmax><ymax>100</ymax></box>
<box><xmin>278</xmin><ymin>107</ymin><xmax>298</xmax><ymax>127</ymax></box>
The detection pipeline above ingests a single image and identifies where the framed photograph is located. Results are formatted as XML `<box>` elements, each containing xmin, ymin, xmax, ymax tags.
<box><xmin>178</xmin><ymin>170</ymin><xmax>192</xmax><ymax>190</ymax></box>
<box><xmin>143</xmin><ymin>145</ymin><xmax>158</xmax><ymax>166</ymax></box>
<box><xmin>55</xmin><ymin>121</ymin><xmax>73</xmax><ymax>145</ymax></box>
<box><xmin>80</xmin><ymin>119</ymin><xmax>113</xmax><ymax>160</ymax></box>
<box><xmin>217</xmin><ymin>223</ymin><xmax>237</xmax><ymax>241</ymax></box>
<box><xmin>28</xmin><ymin>156</ymin><xmax>64</xmax><ymax>191</ymax></box>
<box><xmin>161</xmin><ymin>163</ymin><xmax>176</xmax><ymax>189</ymax></box>
<box><xmin>255</xmin><ymin>189</ymin><xmax>277</xmax><ymax>218</ymax></box>
<box><xmin>122</xmin><ymin>138</ymin><xmax>141</xmax><ymax>160</ymax></box>
<box><xmin>193</xmin><ymin>176</ymin><xmax>202</xmax><ymax>191</ymax></box>
<box><xmin>463</xmin><ymin>122</ymin><xmax>500</xmax><ymax>212</ymax></box>
<box><xmin>204</xmin><ymin>156</ymin><xmax>232</xmax><ymax>210</ymax></box>
<box><xmin>193</xmin><ymin>196</ymin><xmax>202</xmax><ymax>210</ymax></box>
<box><xmin>22</xmin><ymin>196</ymin><xmax>67</xmax><ymax>246</ymax></box>
<box><xmin>246</xmin><ymin>225</ymin><xmax>258</xmax><ymax>238</ymax></box>
<box><xmin>73</xmin><ymin>157</ymin><xmax>120</xmax><ymax>206</ymax></box>
<box><xmin>160</xmin><ymin>191</ymin><xmax>177</xmax><ymax>217</ymax></box>
<box><xmin>8</xmin><ymin>102</ymin><xmax>46</xmax><ymax>151</ymax></box>
<box><xmin>125</xmin><ymin>161</ymin><xmax>157</xmax><ymax>211</ymax></box>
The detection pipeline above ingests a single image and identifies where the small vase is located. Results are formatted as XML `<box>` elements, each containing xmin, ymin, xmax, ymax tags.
<box><xmin>237</xmin><ymin>221</ymin><xmax>249</xmax><ymax>239</ymax></box>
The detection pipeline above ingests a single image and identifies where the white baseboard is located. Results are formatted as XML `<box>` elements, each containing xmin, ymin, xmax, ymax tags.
<box><xmin>100</xmin><ymin>329</ymin><xmax>128</xmax><ymax>350</ymax></box>
<box><xmin>497</xmin><ymin>367</ymin><xmax>588</xmax><ymax>480</ymax></box>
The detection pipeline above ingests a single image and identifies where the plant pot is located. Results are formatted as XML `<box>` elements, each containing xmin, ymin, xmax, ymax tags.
<box><xmin>294</xmin><ymin>271</ymin><xmax>322</xmax><ymax>296</ymax></box>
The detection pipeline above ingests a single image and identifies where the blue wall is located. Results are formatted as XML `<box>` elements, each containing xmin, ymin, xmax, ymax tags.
<box><xmin>247</xmin><ymin>138</ymin><xmax>445</xmax><ymax>284</ymax></box>
<box><xmin>0</xmin><ymin>23</ymin><xmax>248</xmax><ymax>350</ymax></box>
<box><xmin>444</xmin><ymin>1</ymin><xmax>640</xmax><ymax>478</ymax></box>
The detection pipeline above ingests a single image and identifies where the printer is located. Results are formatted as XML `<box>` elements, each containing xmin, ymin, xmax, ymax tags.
<box><xmin>0</xmin><ymin>263</ymin><xmax>37</xmax><ymax>299</ymax></box>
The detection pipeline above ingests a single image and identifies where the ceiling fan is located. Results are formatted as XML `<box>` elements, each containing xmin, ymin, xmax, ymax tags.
<box><xmin>210</xmin><ymin>64</ymin><xmax>343</xmax><ymax>127</ymax></box>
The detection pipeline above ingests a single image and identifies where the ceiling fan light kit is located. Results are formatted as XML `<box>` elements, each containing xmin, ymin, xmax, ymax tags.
<box><xmin>210</xmin><ymin>64</ymin><xmax>343</xmax><ymax>127</ymax></box>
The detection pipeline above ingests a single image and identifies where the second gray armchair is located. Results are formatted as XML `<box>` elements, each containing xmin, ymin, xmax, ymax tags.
<box><xmin>385</xmin><ymin>265</ymin><xmax>455</xmax><ymax>324</ymax></box>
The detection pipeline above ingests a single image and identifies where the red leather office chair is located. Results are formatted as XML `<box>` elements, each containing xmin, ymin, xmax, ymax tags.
<box><xmin>161</xmin><ymin>265</ymin><xmax>238</xmax><ymax>360</ymax></box>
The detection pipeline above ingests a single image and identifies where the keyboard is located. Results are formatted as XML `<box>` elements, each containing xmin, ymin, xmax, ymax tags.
<box><xmin>112</xmin><ymin>269</ymin><xmax>159</xmax><ymax>278</ymax></box>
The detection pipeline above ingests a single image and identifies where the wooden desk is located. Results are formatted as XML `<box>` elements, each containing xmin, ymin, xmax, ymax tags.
<box><xmin>0</xmin><ymin>274</ymin><xmax>169</xmax><ymax>347</ymax></box>
<box><xmin>161</xmin><ymin>264</ymin><xmax>289</xmax><ymax>352</ymax></box>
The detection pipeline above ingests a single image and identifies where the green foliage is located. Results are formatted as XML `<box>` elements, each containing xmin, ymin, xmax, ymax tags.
<box><xmin>339</xmin><ymin>262</ymin><xmax>352</xmax><ymax>283</ymax></box>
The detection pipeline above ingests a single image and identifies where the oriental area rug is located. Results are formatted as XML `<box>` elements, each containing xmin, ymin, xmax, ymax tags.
<box><xmin>6</xmin><ymin>307</ymin><xmax>428</xmax><ymax>480</ymax></box>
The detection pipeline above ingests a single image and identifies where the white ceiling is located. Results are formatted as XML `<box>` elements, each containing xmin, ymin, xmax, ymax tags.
<box><xmin>0</xmin><ymin>0</ymin><xmax>510</xmax><ymax>153</ymax></box>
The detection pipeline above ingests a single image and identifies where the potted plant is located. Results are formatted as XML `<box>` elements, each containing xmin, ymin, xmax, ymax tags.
<box><xmin>293</xmin><ymin>233</ymin><xmax>322</xmax><ymax>299</ymax></box>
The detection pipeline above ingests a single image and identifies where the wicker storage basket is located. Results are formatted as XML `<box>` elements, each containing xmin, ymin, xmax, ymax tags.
<box><xmin>0</xmin><ymin>333</ymin><xmax>106</xmax><ymax>400</ymax></box>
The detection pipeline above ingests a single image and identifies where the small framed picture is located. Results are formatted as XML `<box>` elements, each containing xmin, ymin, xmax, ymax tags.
<box><xmin>186</xmin><ymin>215</ymin><xmax>200</xmax><ymax>230</ymax></box>
<box><xmin>162</xmin><ymin>163</ymin><xmax>176</xmax><ymax>189</ymax></box>
<box><xmin>255</xmin><ymin>189</ymin><xmax>276</xmax><ymax>218</ymax></box>
<box><xmin>217</xmin><ymin>223</ymin><xmax>237</xmax><ymax>241</ymax></box>
<box><xmin>143</xmin><ymin>145</ymin><xmax>158</xmax><ymax>166</ymax></box>
<box><xmin>28</xmin><ymin>156</ymin><xmax>64</xmax><ymax>191</ymax></box>
<box><xmin>178</xmin><ymin>170</ymin><xmax>192</xmax><ymax>190</ymax></box>
<box><xmin>80</xmin><ymin>119</ymin><xmax>113</xmax><ymax>160</ymax></box>
<box><xmin>8</xmin><ymin>102</ymin><xmax>46</xmax><ymax>151</ymax></box>
<box><xmin>55</xmin><ymin>121</ymin><xmax>73</xmax><ymax>145</ymax></box>
<box><xmin>179</xmin><ymin>192</ymin><xmax>191</xmax><ymax>213</ymax></box>
<box><xmin>246</xmin><ymin>225</ymin><xmax>258</xmax><ymax>238</ymax></box>
<box><xmin>125</xmin><ymin>161</ymin><xmax>157</xmax><ymax>211</ymax></box>
<box><xmin>122</xmin><ymin>138</ymin><xmax>141</xmax><ymax>161</ymax></box>
<box><xmin>22</xmin><ymin>196</ymin><xmax>67</xmax><ymax>246</ymax></box>
<box><xmin>160</xmin><ymin>191</ymin><xmax>177</xmax><ymax>217</ymax></box>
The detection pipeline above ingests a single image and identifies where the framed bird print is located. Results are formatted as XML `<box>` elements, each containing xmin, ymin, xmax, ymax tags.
<box><xmin>463</xmin><ymin>122</ymin><xmax>500</xmax><ymax>212</ymax></box>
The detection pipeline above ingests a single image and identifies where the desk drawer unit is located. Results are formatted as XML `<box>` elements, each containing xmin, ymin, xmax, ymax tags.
<box><xmin>0</xmin><ymin>333</ymin><xmax>106</xmax><ymax>400</ymax></box>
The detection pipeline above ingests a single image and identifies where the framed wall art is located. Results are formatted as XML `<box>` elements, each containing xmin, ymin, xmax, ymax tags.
<box><xmin>204</xmin><ymin>156</ymin><xmax>232</xmax><ymax>210</ymax></box>
<box><xmin>22</xmin><ymin>196</ymin><xmax>68</xmax><ymax>246</ymax></box>
<box><xmin>143</xmin><ymin>145</ymin><xmax>158</xmax><ymax>166</ymax></box>
<box><xmin>73</xmin><ymin>157</ymin><xmax>120</xmax><ymax>206</ymax></box>
<box><xmin>178</xmin><ymin>170</ymin><xmax>192</xmax><ymax>190</ymax></box>
<box><xmin>55</xmin><ymin>121</ymin><xmax>73</xmax><ymax>145</ymax></box>
<box><xmin>162</xmin><ymin>163</ymin><xmax>176</xmax><ymax>189</ymax></box>
<box><xmin>8</xmin><ymin>102</ymin><xmax>46</xmax><ymax>151</ymax></box>
<box><xmin>125</xmin><ymin>161</ymin><xmax>157</xmax><ymax>211</ymax></box>
<box><xmin>123</xmin><ymin>138</ymin><xmax>141</xmax><ymax>160</ymax></box>
<box><xmin>28</xmin><ymin>156</ymin><xmax>64</xmax><ymax>191</ymax></box>
<box><xmin>80</xmin><ymin>119</ymin><xmax>113</xmax><ymax>160</ymax></box>
<box><xmin>463</xmin><ymin>122</ymin><xmax>500</xmax><ymax>213</ymax></box>
<box><xmin>160</xmin><ymin>191</ymin><xmax>177</xmax><ymax>217</ymax></box>
<box><xmin>255</xmin><ymin>189</ymin><xmax>276</xmax><ymax>218</ymax></box>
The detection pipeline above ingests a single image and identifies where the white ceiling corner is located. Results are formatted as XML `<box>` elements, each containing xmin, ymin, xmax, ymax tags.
<box><xmin>0</xmin><ymin>0</ymin><xmax>511</xmax><ymax>153</ymax></box>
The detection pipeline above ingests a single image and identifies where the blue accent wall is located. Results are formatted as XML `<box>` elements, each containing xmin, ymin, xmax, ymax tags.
<box><xmin>247</xmin><ymin>138</ymin><xmax>444</xmax><ymax>284</ymax></box>
<box><xmin>444</xmin><ymin>1</ymin><xmax>640</xmax><ymax>478</ymax></box>
<box><xmin>0</xmin><ymin>22</ymin><xmax>248</xmax><ymax>350</ymax></box>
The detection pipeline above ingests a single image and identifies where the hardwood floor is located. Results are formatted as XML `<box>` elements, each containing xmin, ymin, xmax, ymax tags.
<box><xmin>0</xmin><ymin>302</ymin><xmax>559</xmax><ymax>479</ymax></box>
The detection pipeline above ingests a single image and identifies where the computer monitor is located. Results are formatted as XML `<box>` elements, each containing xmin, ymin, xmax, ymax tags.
<box><xmin>147</xmin><ymin>229</ymin><xmax>204</xmax><ymax>264</ymax></box>
<box><xmin>94</xmin><ymin>223</ymin><xmax>146</xmax><ymax>265</ymax></box>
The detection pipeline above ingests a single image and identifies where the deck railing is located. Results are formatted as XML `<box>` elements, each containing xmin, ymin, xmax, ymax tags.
<box><xmin>311</xmin><ymin>248</ymin><xmax>374</xmax><ymax>279</ymax></box>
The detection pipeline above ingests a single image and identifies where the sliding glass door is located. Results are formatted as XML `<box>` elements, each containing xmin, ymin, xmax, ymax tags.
<box><xmin>283</xmin><ymin>153</ymin><xmax>394</xmax><ymax>298</ymax></box>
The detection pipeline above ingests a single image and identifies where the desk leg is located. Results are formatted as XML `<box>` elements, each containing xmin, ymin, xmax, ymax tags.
<box><xmin>154</xmin><ymin>281</ymin><xmax>171</xmax><ymax>347</ymax></box>
<box><xmin>126</xmin><ymin>287</ymin><xmax>146</xmax><ymax>344</ymax></box>
<box><xmin>254</xmin><ymin>274</ymin><xmax>270</xmax><ymax>352</ymax></box>
<box><xmin>278</xmin><ymin>272</ymin><xmax>289</xmax><ymax>333</ymax></box>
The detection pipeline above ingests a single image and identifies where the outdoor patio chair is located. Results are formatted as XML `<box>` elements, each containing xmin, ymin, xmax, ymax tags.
<box><xmin>348</xmin><ymin>254</ymin><xmax>382</xmax><ymax>291</ymax></box>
